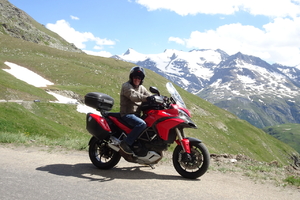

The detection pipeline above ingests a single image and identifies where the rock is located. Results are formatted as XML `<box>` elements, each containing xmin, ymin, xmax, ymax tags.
<box><xmin>0</xmin><ymin>0</ymin><xmax>83</xmax><ymax>53</ymax></box>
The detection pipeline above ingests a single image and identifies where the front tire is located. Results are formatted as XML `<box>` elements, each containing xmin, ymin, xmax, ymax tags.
<box><xmin>172</xmin><ymin>141</ymin><xmax>210</xmax><ymax>179</ymax></box>
<box><xmin>89</xmin><ymin>137</ymin><xmax>121</xmax><ymax>169</ymax></box>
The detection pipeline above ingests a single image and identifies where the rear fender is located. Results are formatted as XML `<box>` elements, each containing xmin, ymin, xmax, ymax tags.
<box><xmin>88</xmin><ymin>136</ymin><xmax>97</xmax><ymax>145</ymax></box>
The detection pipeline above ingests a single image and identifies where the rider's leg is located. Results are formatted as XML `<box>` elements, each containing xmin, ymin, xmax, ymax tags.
<box><xmin>120</xmin><ymin>114</ymin><xmax>147</xmax><ymax>154</ymax></box>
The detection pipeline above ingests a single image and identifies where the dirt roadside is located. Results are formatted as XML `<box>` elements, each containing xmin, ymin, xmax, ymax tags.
<box><xmin>1</xmin><ymin>144</ymin><xmax>299</xmax><ymax>200</ymax></box>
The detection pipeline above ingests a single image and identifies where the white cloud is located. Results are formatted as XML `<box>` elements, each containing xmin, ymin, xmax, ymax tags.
<box><xmin>83</xmin><ymin>50</ymin><xmax>113</xmax><ymax>58</ymax></box>
<box><xmin>168</xmin><ymin>37</ymin><xmax>185</xmax><ymax>45</ymax></box>
<box><xmin>136</xmin><ymin>0</ymin><xmax>239</xmax><ymax>15</ymax></box>
<box><xmin>70</xmin><ymin>15</ymin><xmax>79</xmax><ymax>20</ymax></box>
<box><xmin>142</xmin><ymin>0</ymin><xmax>300</xmax><ymax>66</ymax></box>
<box><xmin>241</xmin><ymin>0</ymin><xmax>300</xmax><ymax>18</ymax></box>
<box><xmin>46</xmin><ymin>20</ymin><xmax>115</xmax><ymax>49</ymax></box>
<box><xmin>169</xmin><ymin>17</ymin><xmax>300</xmax><ymax>66</ymax></box>
<box><xmin>84</xmin><ymin>45</ymin><xmax>114</xmax><ymax>57</ymax></box>
<box><xmin>136</xmin><ymin>0</ymin><xmax>300</xmax><ymax>18</ymax></box>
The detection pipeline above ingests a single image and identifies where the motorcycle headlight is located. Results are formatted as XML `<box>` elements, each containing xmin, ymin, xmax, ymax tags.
<box><xmin>178</xmin><ymin>109</ymin><xmax>189</xmax><ymax>120</ymax></box>
<box><xmin>178</xmin><ymin>109</ymin><xmax>197</xmax><ymax>128</ymax></box>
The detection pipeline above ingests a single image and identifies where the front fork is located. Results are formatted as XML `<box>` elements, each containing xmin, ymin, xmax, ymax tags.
<box><xmin>175</xmin><ymin>128</ymin><xmax>191</xmax><ymax>154</ymax></box>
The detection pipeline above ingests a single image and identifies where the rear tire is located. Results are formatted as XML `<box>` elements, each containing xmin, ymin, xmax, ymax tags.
<box><xmin>89</xmin><ymin>137</ymin><xmax>121</xmax><ymax>169</ymax></box>
<box><xmin>172</xmin><ymin>141</ymin><xmax>210</xmax><ymax>179</ymax></box>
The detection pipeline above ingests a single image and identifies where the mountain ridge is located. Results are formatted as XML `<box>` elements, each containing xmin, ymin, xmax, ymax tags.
<box><xmin>115</xmin><ymin>48</ymin><xmax>300</xmax><ymax>128</ymax></box>
<box><xmin>0</xmin><ymin>0</ymin><xmax>82</xmax><ymax>53</ymax></box>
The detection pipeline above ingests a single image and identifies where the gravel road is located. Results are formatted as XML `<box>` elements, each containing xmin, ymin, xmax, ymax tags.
<box><xmin>0</xmin><ymin>145</ymin><xmax>299</xmax><ymax>200</ymax></box>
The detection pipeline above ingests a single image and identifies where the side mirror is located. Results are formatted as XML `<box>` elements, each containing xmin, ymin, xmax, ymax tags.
<box><xmin>149</xmin><ymin>86</ymin><xmax>160</xmax><ymax>96</ymax></box>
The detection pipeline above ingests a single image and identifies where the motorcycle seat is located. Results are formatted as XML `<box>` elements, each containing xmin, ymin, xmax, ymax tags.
<box><xmin>107</xmin><ymin>112</ymin><xmax>134</xmax><ymax>129</ymax></box>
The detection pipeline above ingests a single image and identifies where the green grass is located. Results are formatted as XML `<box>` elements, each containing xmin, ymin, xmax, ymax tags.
<box><xmin>284</xmin><ymin>176</ymin><xmax>300</xmax><ymax>187</ymax></box>
<box><xmin>0</xmin><ymin>34</ymin><xmax>299</xmax><ymax>165</ymax></box>
<box><xmin>263</xmin><ymin>123</ymin><xmax>300</xmax><ymax>153</ymax></box>
<box><xmin>209</xmin><ymin>155</ymin><xmax>300</xmax><ymax>187</ymax></box>
<box><xmin>0</xmin><ymin>66</ymin><xmax>56</xmax><ymax>101</ymax></box>
<box><xmin>0</xmin><ymin>102</ymin><xmax>90</xmax><ymax>150</ymax></box>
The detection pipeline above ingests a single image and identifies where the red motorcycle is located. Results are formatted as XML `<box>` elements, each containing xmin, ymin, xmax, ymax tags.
<box><xmin>84</xmin><ymin>82</ymin><xmax>210</xmax><ymax>179</ymax></box>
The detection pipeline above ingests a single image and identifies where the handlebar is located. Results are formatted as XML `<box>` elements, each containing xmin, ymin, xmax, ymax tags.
<box><xmin>142</xmin><ymin>95</ymin><xmax>170</xmax><ymax>111</ymax></box>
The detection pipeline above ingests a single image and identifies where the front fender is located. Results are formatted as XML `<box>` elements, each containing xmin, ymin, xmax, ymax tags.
<box><xmin>175</xmin><ymin>137</ymin><xmax>202</xmax><ymax>146</ymax></box>
<box><xmin>186</xmin><ymin>137</ymin><xmax>202</xmax><ymax>144</ymax></box>
<box><xmin>175</xmin><ymin>137</ymin><xmax>202</xmax><ymax>153</ymax></box>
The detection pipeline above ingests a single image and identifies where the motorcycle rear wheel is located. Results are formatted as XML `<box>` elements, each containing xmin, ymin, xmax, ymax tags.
<box><xmin>172</xmin><ymin>142</ymin><xmax>210</xmax><ymax>179</ymax></box>
<box><xmin>89</xmin><ymin>137</ymin><xmax>121</xmax><ymax>169</ymax></box>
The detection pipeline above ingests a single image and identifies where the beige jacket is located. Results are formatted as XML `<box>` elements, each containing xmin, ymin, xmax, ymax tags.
<box><xmin>120</xmin><ymin>81</ymin><xmax>152</xmax><ymax>117</ymax></box>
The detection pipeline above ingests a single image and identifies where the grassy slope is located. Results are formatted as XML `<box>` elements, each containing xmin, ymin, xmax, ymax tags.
<box><xmin>0</xmin><ymin>34</ymin><xmax>298</xmax><ymax>164</ymax></box>
<box><xmin>263</xmin><ymin>123</ymin><xmax>300</xmax><ymax>153</ymax></box>
<box><xmin>0</xmin><ymin>102</ymin><xmax>89</xmax><ymax>149</ymax></box>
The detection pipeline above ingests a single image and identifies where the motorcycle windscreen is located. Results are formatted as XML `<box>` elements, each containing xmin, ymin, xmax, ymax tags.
<box><xmin>166</xmin><ymin>82</ymin><xmax>186</xmax><ymax>108</ymax></box>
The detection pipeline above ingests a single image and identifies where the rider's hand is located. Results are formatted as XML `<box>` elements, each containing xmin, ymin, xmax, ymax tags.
<box><xmin>146</xmin><ymin>95</ymin><xmax>155</xmax><ymax>102</ymax></box>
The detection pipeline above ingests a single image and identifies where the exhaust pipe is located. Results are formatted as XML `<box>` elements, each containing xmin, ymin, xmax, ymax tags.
<box><xmin>108</xmin><ymin>136</ymin><xmax>121</xmax><ymax>152</ymax></box>
<box><xmin>108</xmin><ymin>143</ymin><xmax>120</xmax><ymax>152</ymax></box>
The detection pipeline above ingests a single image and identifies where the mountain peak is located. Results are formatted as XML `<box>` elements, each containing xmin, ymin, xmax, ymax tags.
<box><xmin>219</xmin><ymin>52</ymin><xmax>271</xmax><ymax>69</ymax></box>
<box><xmin>120</xmin><ymin>48</ymin><xmax>147</xmax><ymax>62</ymax></box>
<box><xmin>123</xmin><ymin>48</ymin><xmax>136</xmax><ymax>56</ymax></box>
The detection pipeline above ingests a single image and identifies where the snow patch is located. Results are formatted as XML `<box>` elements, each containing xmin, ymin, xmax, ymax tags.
<box><xmin>2</xmin><ymin>62</ymin><xmax>98</xmax><ymax>114</ymax></box>
<box><xmin>237</xmin><ymin>74</ymin><xmax>255</xmax><ymax>84</ymax></box>
<box><xmin>47</xmin><ymin>91</ymin><xmax>78</xmax><ymax>104</ymax></box>
<box><xmin>4</xmin><ymin>62</ymin><xmax>54</xmax><ymax>87</ymax></box>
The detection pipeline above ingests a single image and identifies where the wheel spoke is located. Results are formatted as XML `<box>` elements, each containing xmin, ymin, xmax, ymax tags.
<box><xmin>173</xmin><ymin>142</ymin><xmax>210</xmax><ymax>179</ymax></box>
<box><xmin>89</xmin><ymin>138</ymin><xmax>121</xmax><ymax>169</ymax></box>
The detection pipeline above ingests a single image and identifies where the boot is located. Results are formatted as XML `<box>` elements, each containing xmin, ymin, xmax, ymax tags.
<box><xmin>119</xmin><ymin>141</ymin><xmax>133</xmax><ymax>155</ymax></box>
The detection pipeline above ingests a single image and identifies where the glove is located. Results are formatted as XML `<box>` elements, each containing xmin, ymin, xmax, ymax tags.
<box><xmin>146</xmin><ymin>95</ymin><xmax>155</xmax><ymax>102</ymax></box>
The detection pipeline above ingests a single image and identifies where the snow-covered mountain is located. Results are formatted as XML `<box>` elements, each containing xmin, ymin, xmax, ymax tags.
<box><xmin>113</xmin><ymin>48</ymin><xmax>229</xmax><ymax>93</ymax></box>
<box><xmin>112</xmin><ymin>48</ymin><xmax>300</xmax><ymax>128</ymax></box>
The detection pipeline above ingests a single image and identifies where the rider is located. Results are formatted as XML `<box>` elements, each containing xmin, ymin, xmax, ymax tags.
<box><xmin>119</xmin><ymin>66</ymin><xmax>152</xmax><ymax>155</ymax></box>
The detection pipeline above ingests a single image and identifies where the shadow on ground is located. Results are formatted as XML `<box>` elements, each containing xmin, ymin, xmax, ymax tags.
<box><xmin>36</xmin><ymin>161</ymin><xmax>200</xmax><ymax>182</ymax></box>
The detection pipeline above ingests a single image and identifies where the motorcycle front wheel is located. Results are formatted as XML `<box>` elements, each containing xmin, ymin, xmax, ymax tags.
<box><xmin>172</xmin><ymin>142</ymin><xmax>210</xmax><ymax>179</ymax></box>
<box><xmin>89</xmin><ymin>137</ymin><xmax>121</xmax><ymax>169</ymax></box>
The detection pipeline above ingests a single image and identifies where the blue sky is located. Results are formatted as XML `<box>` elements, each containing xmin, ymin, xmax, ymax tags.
<box><xmin>9</xmin><ymin>0</ymin><xmax>300</xmax><ymax>66</ymax></box>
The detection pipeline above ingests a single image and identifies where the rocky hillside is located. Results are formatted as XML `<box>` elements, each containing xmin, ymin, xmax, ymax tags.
<box><xmin>0</xmin><ymin>0</ymin><xmax>82</xmax><ymax>53</ymax></box>
<box><xmin>201</xmin><ymin>52</ymin><xmax>300</xmax><ymax>128</ymax></box>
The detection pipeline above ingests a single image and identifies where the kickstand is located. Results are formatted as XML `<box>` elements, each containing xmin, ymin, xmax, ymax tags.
<box><xmin>149</xmin><ymin>164</ymin><xmax>155</xmax><ymax>169</ymax></box>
